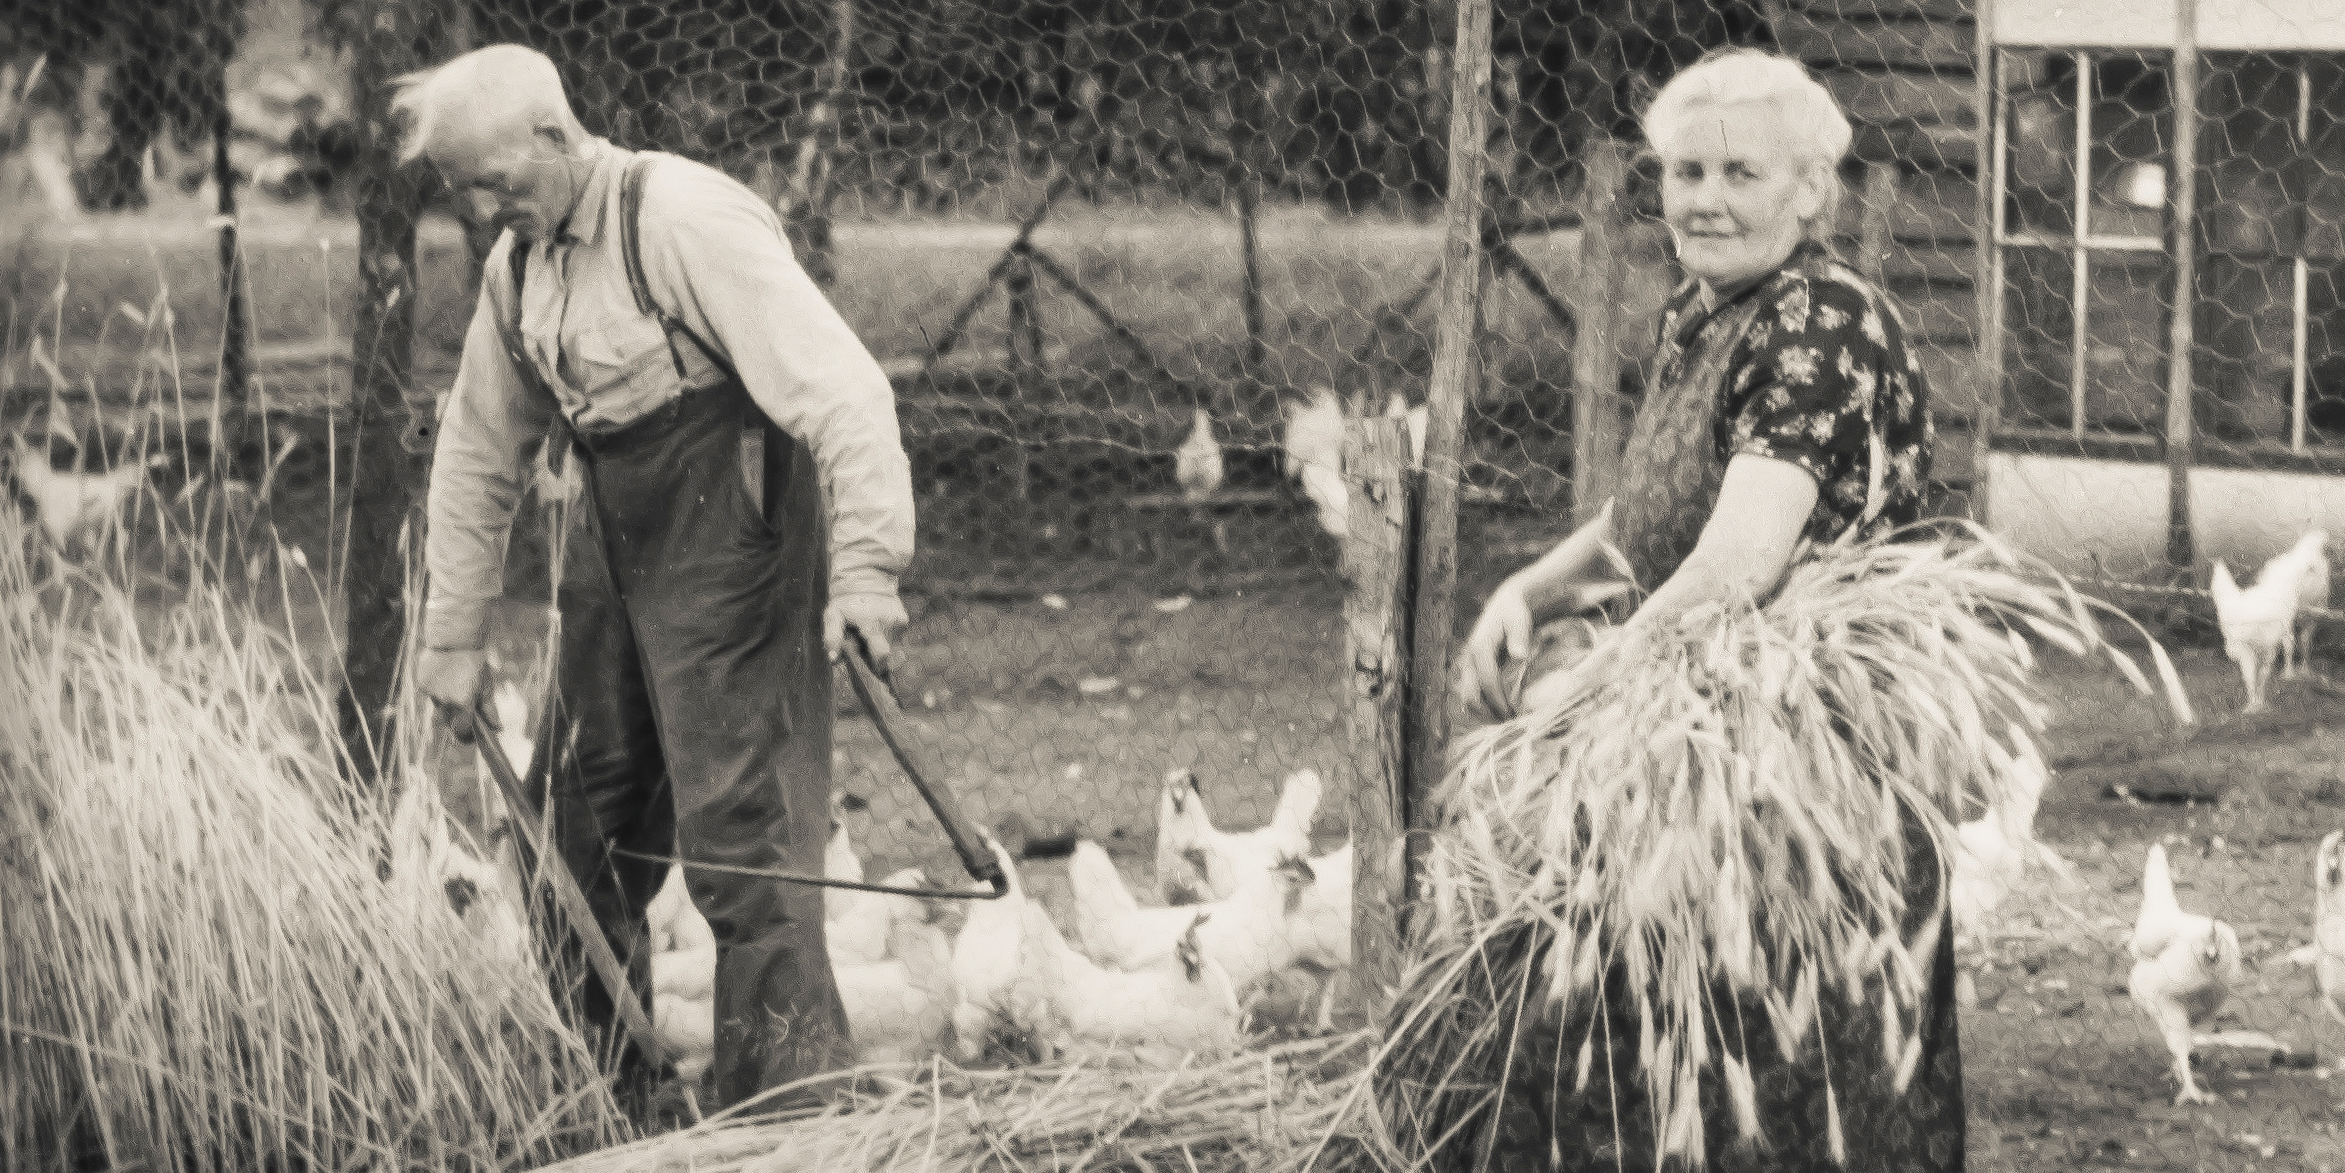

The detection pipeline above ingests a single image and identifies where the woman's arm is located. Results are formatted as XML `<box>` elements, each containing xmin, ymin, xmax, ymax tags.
<box><xmin>1509</xmin><ymin>497</ymin><xmax>1625</xmax><ymax>620</ymax></box>
<box><xmin>1620</xmin><ymin>454</ymin><xmax>1815</xmax><ymax>636</ymax></box>
<box><xmin>1515</xmin><ymin>454</ymin><xmax>1816</xmax><ymax>714</ymax></box>
<box><xmin>1459</xmin><ymin>500</ymin><xmax>1627</xmax><ymax>718</ymax></box>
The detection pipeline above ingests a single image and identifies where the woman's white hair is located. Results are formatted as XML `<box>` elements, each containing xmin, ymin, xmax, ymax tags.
<box><xmin>1642</xmin><ymin>48</ymin><xmax>1853</xmax><ymax>234</ymax></box>
<box><xmin>391</xmin><ymin>44</ymin><xmax>585</xmax><ymax>166</ymax></box>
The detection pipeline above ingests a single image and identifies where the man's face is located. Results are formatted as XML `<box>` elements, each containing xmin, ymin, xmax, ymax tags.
<box><xmin>428</xmin><ymin>122</ymin><xmax>582</xmax><ymax>243</ymax></box>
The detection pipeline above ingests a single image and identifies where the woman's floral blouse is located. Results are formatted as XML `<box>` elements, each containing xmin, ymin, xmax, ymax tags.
<box><xmin>1650</xmin><ymin>239</ymin><xmax>1935</xmax><ymax>544</ymax></box>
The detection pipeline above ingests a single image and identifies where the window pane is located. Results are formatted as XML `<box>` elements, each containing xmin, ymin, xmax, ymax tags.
<box><xmin>2086</xmin><ymin>251</ymin><xmax>2171</xmax><ymax>435</ymax></box>
<box><xmin>2091</xmin><ymin>53</ymin><xmax>2173</xmax><ymax>241</ymax></box>
<box><xmin>2196</xmin><ymin>253</ymin><xmax>2296</xmax><ymax>446</ymax></box>
<box><xmin>2003</xmin><ymin>247</ymin><xmax>2074</xmax><ymax>429</ymax></box>
<box><xmin>2199</xmin><ymin>54</ymin><xmax>2299</xmax><ymax>261</ymax></box>
<box><xmin>2004</xmin><ymin>50</ymin><xmax>2076</xmax><ymax>238</ymax></box>
<box><xmin>2310</xmin><ymin>265</ymin><xmax>2345</xmax><ymax>447</ymax></box>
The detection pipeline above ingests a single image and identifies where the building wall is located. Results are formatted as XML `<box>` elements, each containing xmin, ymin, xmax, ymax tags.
<box><xmin>1985</xmin><ymin>452</ymin><xmax>2343</xmax><ymax>580</ymax></box>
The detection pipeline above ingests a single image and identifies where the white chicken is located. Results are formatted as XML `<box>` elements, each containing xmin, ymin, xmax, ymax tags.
<box><xmin>1384</xmin><ymin>392</ymin><xmax>1427</xmax><ymax>471</ymax></box>
<box><xmin>1154</xmin><ymin>767</ymin><xmax>1320</xmax><ymax>904</ymax></box>
<box><xmin>647</xmin><ymin>864</ymin><xmax>717</xmax><ymax>1103</ymax></box>
<box><xmin>2212</xmin><ymin>530</ymin><xmax>2330</xmax><ymax>712</ymax></box>
<box><xmin>645</xmin><ymin>800</ymin><xmax>863</xmax><ymax>1105</ymax></box>
<box><xmin>2129</xmin><ymin>842</ymin><xmax>2281</xmax><ymax>1105</ymax></box>
<box><xmin>827</xmin><ymin>867</ymin><xmax>931</xmax><ymax>967</ymax></box>
<box><xmin>388</xmin><ymin>776</ymin><xmax>535</xmax><ymax>987</ymax></box>
<box><xmin>7</xmin><ymin>434</ymin><xmax>166</xmax><ymax>550</ymax></box>
<box><xmin>1068</xmin><ymin>839</ymin><xmax>1312</xmax><ymax>992</ymax></box>
<box><xmin>2290</xmin><ymin>531</ymin><xmax>2331</xmax><ymax>679</ymax></box>
<box><xmin>1174</xmin><ymin>405</ymin><xmax>1223</xmax><ymax>501</ymax></box>
<box><xmin>1282</xmin><ymin>384</ymin><xmax>1347</xmax><ymax>539</ymax></box>
<box><xmin>949</xmin><ymin>838</ymin><xmax>1044</xmax><ymax>1062</ymax></box>
<box><xmin>823</xmin><ymin>794</ymin><xmax>866</xmax><ymax>922</ymax></box>
<box><xmin>2310</xmin><ymin>831</ymin><xmax>2345</xmax><ymax>1026</ymax></box>
<box><xmin>1950</xmin><ymin>728</ymin><xmax>2068</xmax><ymax>941</ymax></box>
<box><xmin>835</xmin><ymin>893</ymin><xmax>958</xmax><ymax>1066</ymax></box>
<box><xmin>1288</xmin><ymin>840</ymin><xmax>1353</xmax><ymax>973</ymax></box>
<box><xmin>1015</xmin><ymin>898</ymin><xmax>1243</xmax><ymax>1066</ymax></box>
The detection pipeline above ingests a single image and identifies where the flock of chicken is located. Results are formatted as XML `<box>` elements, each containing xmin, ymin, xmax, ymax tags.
<box><xmin>638</xmin><ymin>766</ymin><xmax>1352</xmax><ymax>1093</ymax></box>
<box><xmin>1178</xmin><ymin>384</ymin><xmax>1426</xmax><ymax>540</ymax></box>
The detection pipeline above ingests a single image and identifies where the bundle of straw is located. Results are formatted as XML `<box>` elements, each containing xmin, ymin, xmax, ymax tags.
<box><xmin>537</xmin><ymin>1034</ymin><xmax>1376</xmax><ymax>1173</ymax></box>
<box><xmin>0</xmin><ymin>502</ymin><xmax>625</xmax><ymax>1172</ymax></box>
<box><xmin>1377</xmin><ymin>522</ymin><xmax>2192</xmax><ymax>1168</ymax></box>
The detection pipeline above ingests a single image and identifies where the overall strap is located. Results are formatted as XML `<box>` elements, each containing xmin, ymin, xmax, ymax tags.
<box><xmin>492</xmin><ymin>234</ymin><xmax>578</xmax><ymax>474</ymax></box>
<box><xmin>619</xmin><ymin>153</ymin><xmax>740</xmax><ymax>384</ymax></box>
<box><xmin>619</xmin><ymin>152</ymin><xmax>773</xmax><ymax>512</ymax></box>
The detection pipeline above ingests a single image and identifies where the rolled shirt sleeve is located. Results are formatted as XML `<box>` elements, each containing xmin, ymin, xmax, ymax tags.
<box><xmin>636</xmin><ymin>163</ymin><xmax>915</xmax><ymax>601</ymax></box>
<box><xmin>422</xmin><ymin>251</ymin><xmax>553</xmax><ymax>650</ymax></box>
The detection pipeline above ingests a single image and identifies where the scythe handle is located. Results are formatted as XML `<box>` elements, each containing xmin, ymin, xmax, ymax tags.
<box><xmin>471</xmin><ymin>704</ymin><xmax>669</xmax><ymax>1070</ymax></box>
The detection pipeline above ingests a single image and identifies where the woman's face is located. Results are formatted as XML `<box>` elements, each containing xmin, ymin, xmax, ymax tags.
<box><xmin>1657</xmin><ymin>100</ymin><xmax>1826</xmax><ymax>289</ymax></box>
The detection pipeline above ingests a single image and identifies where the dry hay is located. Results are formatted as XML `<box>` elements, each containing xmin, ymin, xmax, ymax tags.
<box><xmin>0</xmin><ymin>496</ymin><xmax>625</xmax><ymax>1172</ymax></box>
<box><xmin>1374</xmin><ymin>521</ymin><xmax>2194</xmax><ymax>1168</ymax></box>
<box><xmin>539</xmin><ymin>1033</ymin><xmax>1385</xmax><ymax>1173</ymax></box>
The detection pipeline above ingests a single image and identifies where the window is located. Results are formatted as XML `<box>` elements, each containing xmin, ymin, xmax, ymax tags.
<box><xmin>1995</xmin><ymin>49</ymin><xmax>2177</xmax><ymax>440</ymax></box>
<box><xmin>2195</xmin><ymin>54</ymin><xmax>2345</xmax><ymax>453</ymax></box>
<box><xmin>1993</xmin><ymin>48</ymin><xmax>2345</xmax><ymax>454</ymax></box>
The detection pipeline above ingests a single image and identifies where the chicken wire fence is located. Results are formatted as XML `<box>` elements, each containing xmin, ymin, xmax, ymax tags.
<box><xmin>13</xmin><ymin>0</ymin><xmax>2345</xmax><ymax>1163</ymax></box>
<box><xmin>1990</xmin><ymin>44</ymin><xmax>2345</xmax><ymax>598</ymax></box>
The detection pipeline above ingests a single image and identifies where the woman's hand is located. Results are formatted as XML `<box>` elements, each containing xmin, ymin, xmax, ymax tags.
<box><xmin>1462</xmin><ymin>578</ymin><xmax>1535</xmax><ymax>720</ymax></box>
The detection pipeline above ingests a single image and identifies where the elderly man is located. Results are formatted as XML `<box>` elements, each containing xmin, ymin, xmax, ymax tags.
<box><xmin>397</xmin><ymin>44</ymin><xmax>914</xmax><ymax>1109</ymax></box>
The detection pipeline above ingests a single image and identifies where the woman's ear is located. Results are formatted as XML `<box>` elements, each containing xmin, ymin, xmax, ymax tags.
<box><xmin>1787</xmin><ymin>161</ymin><xmax>1829</xmax><ymax>224</ymax></box>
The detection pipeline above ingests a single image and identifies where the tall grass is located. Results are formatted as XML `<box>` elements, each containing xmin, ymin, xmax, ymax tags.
<box><xmin>0</xmin><ymin>489</ymin><xmax>626</xmax><ymax>1171</ymax></box>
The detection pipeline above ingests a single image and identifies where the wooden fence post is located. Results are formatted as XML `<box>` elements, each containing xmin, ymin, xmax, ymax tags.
<box><xmin>1859</xmin><ymin>161</ymin><xmax>1898</xmax><ymax>293</ymax></box>
<box><xmin>781</xmin><ymin>0</ymin><xmax>856</xmax><ymax>291</ymax></box>
<box><xmin>2162</xmin><ymin>0</ymin><xmax>2201</xmax><ymax>580</ymax></box>
<box><xmin>1570</xmin><ymin>138</ymin><xmax>1627</xmax><ymax>531</ymax></box>
<box><xmin>1971</xmin><ymin>13</ymin><xmax>2000</xmax><ymax>527</ymax></box>
<box><xmin>212</xmin><ymin>94</ymin><xmax>252</xmax><ymax>458</ymax></box>
<box><xmin>1404</xmin><ymin>0</ymin><xmax>1495</xmax><ymax>913</ymax></box>
<box><xmin>1344</xmin><ymin>416</ymin><xmax>1413</xmax><ymax>1011</ymax></box>
<box><xmin>1238</xmin><ymin>178</ymin><xmax>1266</xmax><ymax>373</ymax></box>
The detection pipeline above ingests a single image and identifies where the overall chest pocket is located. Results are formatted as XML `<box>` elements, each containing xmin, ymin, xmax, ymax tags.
<box><xmin>561</xmin><ymin>310</ymin><xmax>677</xmax><ymax>404</ymax></box>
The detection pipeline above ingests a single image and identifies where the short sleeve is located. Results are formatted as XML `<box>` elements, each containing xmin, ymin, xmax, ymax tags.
<box><xmin>1727</xmin><ymin>278</ymin><xmax>1883</xmax><ymax>492</ymax></box>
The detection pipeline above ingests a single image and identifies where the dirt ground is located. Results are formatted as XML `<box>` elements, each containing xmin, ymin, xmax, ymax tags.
<box><xmin>1962</xmin><ymin>642</ymin><xmax>2345</xmax><ymax>1173</ymax></box>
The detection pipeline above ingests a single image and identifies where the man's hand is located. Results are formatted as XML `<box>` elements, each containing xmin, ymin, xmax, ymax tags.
<box><xmin>826</xmin><ymin>592</ymin><xmax>909</xmax><ymax>669</ymax></box>
<box><xmin>1461</xmin><ymin>579</ymin><xmax>1534</xmax><ymax>721</ymax></box>
<box><xmin>417</xmin><ymin>646</ymin><xmax>492</xmax><ymax>744</ymax></box>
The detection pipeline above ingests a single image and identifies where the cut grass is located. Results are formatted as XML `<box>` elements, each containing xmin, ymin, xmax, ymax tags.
<box><xmin>0</xmin><ymin>493</ymin><xmax>625</xmax><ymax>1171</ymax></box>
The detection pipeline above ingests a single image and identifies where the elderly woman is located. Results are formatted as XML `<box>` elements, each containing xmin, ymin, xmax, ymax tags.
<box><xmin>1445</xmin><ymin>49</ymin><xmax>1956</xmax><ymax>1169</ymax></box>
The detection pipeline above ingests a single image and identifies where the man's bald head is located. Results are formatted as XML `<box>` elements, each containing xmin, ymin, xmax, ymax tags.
<box><xmin>392</xmin><ymin>44</ymin><xmax>583</xmax><ymax>166</ymax></box>
<box><xmin>392</xmin><ymin>45</ymin><xmax>596</xmax><ymax>242</ymax></box>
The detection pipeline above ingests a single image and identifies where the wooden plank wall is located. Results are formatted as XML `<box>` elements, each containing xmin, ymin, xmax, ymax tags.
<box><xmin>1780</xmin><ymin>0</ymin><xmax>1985</xmax><ymax>488</ymax></box>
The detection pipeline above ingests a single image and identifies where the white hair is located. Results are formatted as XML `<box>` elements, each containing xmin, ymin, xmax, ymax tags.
<box><xmin>391</xmin><ymin>44</ymin><xmax>585</xmax><ymax>166</ymax></box>
<box><xmin>1642</xmin><ymin>48</ymin><xmax>1852</xmax><ymax>233</ymax></box>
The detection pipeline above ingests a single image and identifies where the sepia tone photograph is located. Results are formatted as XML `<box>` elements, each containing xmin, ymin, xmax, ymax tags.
<box><xmin>1</xmin><ymin>0</ymin><xmax>2340</xmax><ymax>1168</ymax></box>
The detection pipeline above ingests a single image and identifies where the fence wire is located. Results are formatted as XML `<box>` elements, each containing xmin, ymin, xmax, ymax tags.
<box><xmin>6</xmin><ymin>0</ymin><xmax>2345</xmax><ymax>1169</ymax></box>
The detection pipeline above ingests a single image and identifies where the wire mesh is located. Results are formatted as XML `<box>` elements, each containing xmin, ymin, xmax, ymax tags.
<box><xmin>6</xmin><ymin>0</ymin><xmax>2345</xmax><ymax>1169</ymax></box>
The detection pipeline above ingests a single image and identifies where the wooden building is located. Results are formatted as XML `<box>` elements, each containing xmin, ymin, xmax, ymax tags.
<box><xmin>1777</xmin><ymin>0</ymin><xmax>2344</xmax><ymax>583</ymax></box>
